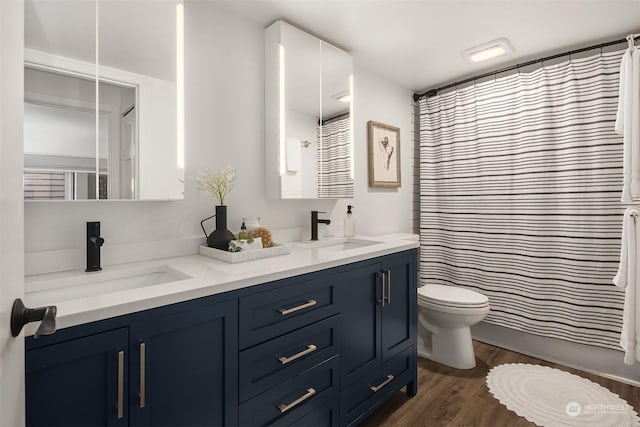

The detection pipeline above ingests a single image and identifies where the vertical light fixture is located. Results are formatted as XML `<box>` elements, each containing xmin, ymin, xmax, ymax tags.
<box><xmin>95</xmin><ymin>0</ymin><xmax>100</xmax><ymax>199</ymax></box>
<box><xmin>176</xmin><ymin>1</ymin><xmax>185</xmax><ymax>169</ymax></box>
<box><xmin>278</xmin><ymin>43</ymin><xmax>286</xmax><ymax>176</ymax></box>
<box><xmin>349</xmin><ymin>74</ymin><xmax>354</xmax><ymax>180</ymax></box>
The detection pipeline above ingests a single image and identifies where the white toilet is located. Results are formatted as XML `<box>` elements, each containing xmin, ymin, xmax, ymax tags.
<box><xmin>417</xmin><ymin>284</ymin><xmax>490</xmax><ymax>369</ymax></box>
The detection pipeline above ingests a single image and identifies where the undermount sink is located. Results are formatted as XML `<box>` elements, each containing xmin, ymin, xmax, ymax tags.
<box><xmin>294</xmin><ymin>237</ymin><xmax>383</xmax><ymax>252</ymax></box>
<box><xmin>25</xmin><ymin>265</ymin><xmax>191</xmax><ymax>305</ymax></box>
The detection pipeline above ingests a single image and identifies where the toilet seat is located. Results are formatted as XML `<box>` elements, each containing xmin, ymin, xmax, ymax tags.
<box><xmin>418</xmin><ymin>284</ymin><xmax>489</xmax><ymax>309</ymax></box>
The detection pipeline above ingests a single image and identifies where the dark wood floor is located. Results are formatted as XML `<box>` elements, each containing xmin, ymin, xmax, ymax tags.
<box><xmin>361</xmin><ymin>340</ymin><xmax>640</xmax><ymax>427</ymax></box>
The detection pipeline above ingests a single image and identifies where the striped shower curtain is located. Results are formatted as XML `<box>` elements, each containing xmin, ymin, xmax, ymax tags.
<box><xmin>418</xmin><ymin>50</ymin><xmax>627</xmax><ymax>350</ymax></box>
<box><xmin>318</xmin><ymin>116</ymin><xmax>353</xmax><ymax>198</ymax></box>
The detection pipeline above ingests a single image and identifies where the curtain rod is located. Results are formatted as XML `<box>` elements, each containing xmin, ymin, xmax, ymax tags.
<box><xmin>413</xmin><ymin>34</ymin><xmax>640</xmax><ymax>102</ymax></box>
<box><xmin>318</xmin><ymin>111</ymin><xmax>350</xmax><ymax>125</ymax></box>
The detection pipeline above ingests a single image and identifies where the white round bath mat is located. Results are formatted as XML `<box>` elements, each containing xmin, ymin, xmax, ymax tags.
<box><xmin>486</xmin><ymin>363</ymin><xmax>639</xmax><ymax>427</ymax></box>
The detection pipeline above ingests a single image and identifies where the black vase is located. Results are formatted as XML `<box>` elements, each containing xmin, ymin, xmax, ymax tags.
<box><xmin>207</xmin><ymin>205</ymin><xmax>235</xmax><ymax>250</ymax></box>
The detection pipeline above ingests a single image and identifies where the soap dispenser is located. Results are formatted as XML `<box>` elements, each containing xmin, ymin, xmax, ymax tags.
<box><xmin>238</xmin><ymin>222</ymin><xmax>250</xmax><ymax>240</ymax></box>
<box><xmin>344</xmin><ymin>205</ymin><xmax>355</xmax><ymax>237</ymax></box>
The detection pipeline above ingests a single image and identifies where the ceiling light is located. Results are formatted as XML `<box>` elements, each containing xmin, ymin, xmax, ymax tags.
<box><xmin>333</xmin><ymin>91</ymin><xmax>351</xmax><ymax>103</ymax></box>
<box><xmin>464</xmin><ymin>38</ymin><xmax>513</xmax><ymax>63</ymax></box>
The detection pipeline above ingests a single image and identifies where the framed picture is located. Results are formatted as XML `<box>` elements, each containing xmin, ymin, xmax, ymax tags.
<box><xmin>368</xmin><ymin>121</ymin><xmax>401</xmax><ymax>188</ymax></box>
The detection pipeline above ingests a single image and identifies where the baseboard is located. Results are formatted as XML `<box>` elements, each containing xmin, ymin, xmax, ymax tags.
<box><xmin>472</xmin><ymin>322</ymin><xmax>640</xmax><ymax>387</ymax></box>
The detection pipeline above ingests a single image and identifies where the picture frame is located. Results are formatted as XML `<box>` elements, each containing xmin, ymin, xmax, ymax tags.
<box><xmin>368</xmin><ymin>120</ymin><xmax>401</xmax><ymax>188</ymax></box>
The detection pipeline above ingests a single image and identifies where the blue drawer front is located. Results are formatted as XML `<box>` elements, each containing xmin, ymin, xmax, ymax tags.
<box><xmin>239</xmin><ymin>315</ymin><xmax>340</xmax><ymax>402</ymax></box>
<box><xmin>239</xmin><ymin>355</ymin><xmax>339</xmax><ymax>427</ymax></box>
<box><xmin>284</xmin><ymin>394</ymin><xmax>338</xmax><ymax>427</ymax></box>
<box><xmin>341</xmin><ymin>346</ymin><xmax>415</xmax><ymax>426</ymax></box>
<box><xmin>239</xmin><ymin>274</ymin><xmax>340</xmax><ymax>348</ymax></box>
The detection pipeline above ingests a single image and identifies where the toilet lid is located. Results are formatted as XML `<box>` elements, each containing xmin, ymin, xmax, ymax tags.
<box><xmin>418</xmin><ymin>284</ymin><xmax>489</xmax><ymax>308</ymax></box>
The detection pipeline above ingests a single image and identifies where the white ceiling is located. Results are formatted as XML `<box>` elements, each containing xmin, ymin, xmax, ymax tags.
<box><xmin>216</xmin><ymin>0</ymin><xmax>640</xmax><ymax>92</ymax></box>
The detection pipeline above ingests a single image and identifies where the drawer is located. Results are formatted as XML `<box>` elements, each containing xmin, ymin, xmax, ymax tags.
<box><xmin>239</xmin><ymin>274</ymin><xmax>340</xmax><ymax>348</ymax></box>
<box><xmin>285</xmin><ymin>394</ymin><xmax>338</xmax><ymax>427</ymax></box>
<box><xmin>341</xmin><ymin>346</ymin><xmax>415</xmax><ymax>427</ymax></box>
<box><xmin>240</xmin><ymin>315</ymin><xmax>340</xmax><ymax>402</ymax></box>
<box><xmin>239</xmin><ymin>355</ymin><xmax>339</xmax><ymax>427</ymax></box>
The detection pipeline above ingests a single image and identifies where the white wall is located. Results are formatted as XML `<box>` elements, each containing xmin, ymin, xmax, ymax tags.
<box><xmin>24</xmin><ymin>2</ymin><xmax>414</xmax><ymax>269</ymax></box>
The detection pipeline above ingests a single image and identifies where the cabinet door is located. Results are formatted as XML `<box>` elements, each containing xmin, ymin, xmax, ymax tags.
<box><xmin>339</xmin><ymin>262</ymin><xmax>383</xmax><ymax>388</ymax></box>
<box><xmin>26</xmin><ymin>328</ymin><xmax>129</xmax><ymax>427</ymax></box>
<box><xmin>381</xmin><ymin>251</ymin><xmax>417</xmax><ymax>362</ymax></box>
<box><xmin>129</xmin><ymin>300</ymin><xmax>238</xmax><ymax>427</ymax></box>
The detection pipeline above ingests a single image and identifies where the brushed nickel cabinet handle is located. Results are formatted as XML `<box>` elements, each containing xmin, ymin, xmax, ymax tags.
<box><xmin>277</xmin><ymin>388</ymin><xmax>316</xmax><ymax>413</ymax></box>
<box><xmin>117</xmin><ymin>351</ymin><xmax>124</xmax><ymax>419</ymax></box>
<box><xmin>139</xmin><ymin>343</ymin><xmax>146</xmax><ymax>408</ymax></box>
<box><xmin>386</xmin><ymin>270</ymin><xmax>392</xmax><ymax>304</ymax></box>
<box><xmin>370</xmin><ymin>374</ymin><xmax>394</xmax><ymax>392</ymax></box>
<box><xmin>381</xmin><ymin>272</ymin><xmax>386</xmax><ymax>307</ymax></box>
<box><xmin>278</xmin><ymin>299</ymin><xmax>317</xmax><ymax>315</ymax></box>
<box><xmin>278</xmin><ymin>344</ymin><xmax>317</xmax><ymax>365</ymax></box>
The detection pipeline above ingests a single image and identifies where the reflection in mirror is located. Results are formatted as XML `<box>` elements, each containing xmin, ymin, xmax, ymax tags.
<box><xmin>281</xmin><ymin>24</ymin><xmax>321</xmax><ymax>199</ymax></box>
<box><xmin>23</xmin><ymin>0</ymin><xmax>184</xmax><ymax>201</ymax></box>
<box><xmin>24</xmin><ymin>68</ymin><xmax>136</xmax><ymax>200</ymax></box>
<box><xmin>24</xmin><ymin>0</ymin><xmax>96</xmax><ymax>200</ymax></box>
<box><xmin>265</xmin><ymin>21</ymin><xmax>353</xmax><ymax>200</ymax></box>
<box><xmin>319</xmin><ymin>41</ymin><xmax>353</xmax><ymax>198</ymax></box>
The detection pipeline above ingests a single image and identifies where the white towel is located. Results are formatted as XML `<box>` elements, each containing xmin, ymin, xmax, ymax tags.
<box><xmin>613</xmin><ymin>207</ymin><xmax>640</xmax><ymax>365</ymax></box>
<box><xmin>286</xmin><ymin>138</ymin><xmax>301</xmax><ymax>173</ymax></box>
<box><xmin>615</xmin><ymin>41</ymin><xmax>640</xmax><ymax>203</ymax></box>
<box><xmin>280</xmin><ymin>172</ymin><xmax>302</xmax><ymax>198</ymax></box>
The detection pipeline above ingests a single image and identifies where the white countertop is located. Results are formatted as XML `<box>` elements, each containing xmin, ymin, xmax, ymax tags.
<box><xmin>23</xmin><ymin>234</ymin><xmax>419</xmax><ymax>336</ymax></box>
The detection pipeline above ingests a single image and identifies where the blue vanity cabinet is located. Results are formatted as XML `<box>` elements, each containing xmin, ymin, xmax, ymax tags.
<box><xmin>25</xmin><ymin>298</ymin><xmax>238</xmax><ymax>427</ymax></box>
<box><xmin>339</xmin><ymin>250</ymin><xmax>417</xmax><ymax>426</ymax></box>
<box><xmin>25</xmin><ymin>248</ymin><xmax>418</xmax><ymax>427</ymax></box>
<box><xmin>26</xmin><ymin>328</ymin><xmax>129</xmax><ymax>427</ymax></box>
<box><xmin>381</xmin><ymin>251</ymin><xmax>417</xmax><ymax>363</ymax></box>
<box><xmin>339</xmin><ymin>262</ymin><xmax>384</xmax><ymax>387</ymax></box>
<box><xmin>128</xmin><ymin>299</ymin><xmax>238</xmax><ymax>427</ymax></box>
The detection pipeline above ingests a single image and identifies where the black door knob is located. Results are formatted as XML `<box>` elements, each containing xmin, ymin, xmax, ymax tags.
<box><xmin>10</xmin><ymin>298</ymin><xmax>57</xmax><ymax>338</ymax></box>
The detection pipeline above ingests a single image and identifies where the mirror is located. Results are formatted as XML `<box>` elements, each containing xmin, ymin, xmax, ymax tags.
<box><xmin>23</xmin><ymin>0</ymin><xmax>184</xmax><ymax>201</ymax></box>
<box><xmin>265</xmin><ymin>21</ymin><xmax>354</xmax><ymax>199</ymax></box>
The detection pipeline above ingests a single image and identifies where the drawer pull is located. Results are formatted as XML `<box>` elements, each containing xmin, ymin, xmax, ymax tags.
<box><xmin>386</xmin><ymin>270</ymin><xmax>392</xmax><ymax>304</ymax></box>
<box><xmin>279</xmin><ymin>344</ymin><xmax>317</xmax><ymax>365</ymax></box>
<box><xmin>277</xmin><ymin>387</ymin><xmax>316</xmax><ymax>413</ymax></box>
<box><xmin>278</xmin><ymin>299</ymin><xmax>317</xmax><ymax>315</ymax></box>
<box><xmin>140</xmin><ymin>343</ymin><xmax>146</xmax><ymax>408</ymax></box>
<box><xmin>370</xmin><ymin>374</ymin><xmax>394</xmax><ymax>392</ymax></box>
<box><xmin>117</xmin><ymin>351</ymin><xmax>124</xmax><ymax>419</ymax></box>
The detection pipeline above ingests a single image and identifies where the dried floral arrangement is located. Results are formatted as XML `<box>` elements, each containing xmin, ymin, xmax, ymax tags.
<box><xmin>194</xmin><ymin>166</ymin><xmax>237</xmax><ymax>205</ymax></box>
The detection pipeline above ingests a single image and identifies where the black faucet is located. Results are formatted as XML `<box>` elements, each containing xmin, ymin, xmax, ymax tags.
<box><xmin>86</xmin><ymin>221</ymin><xmax>104</xmax><ymax>272</ymax></box>
<box><xmin>311</xmin><ymin>211</ymin><xmax>331</xmax><ymax>241</ymax></box>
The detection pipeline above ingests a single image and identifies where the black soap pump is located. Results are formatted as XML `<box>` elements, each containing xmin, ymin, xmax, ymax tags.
<box><xmin>344</xmin><ymin>205</ymin><xmax>355</xmax><ymax>237</ymax></box>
